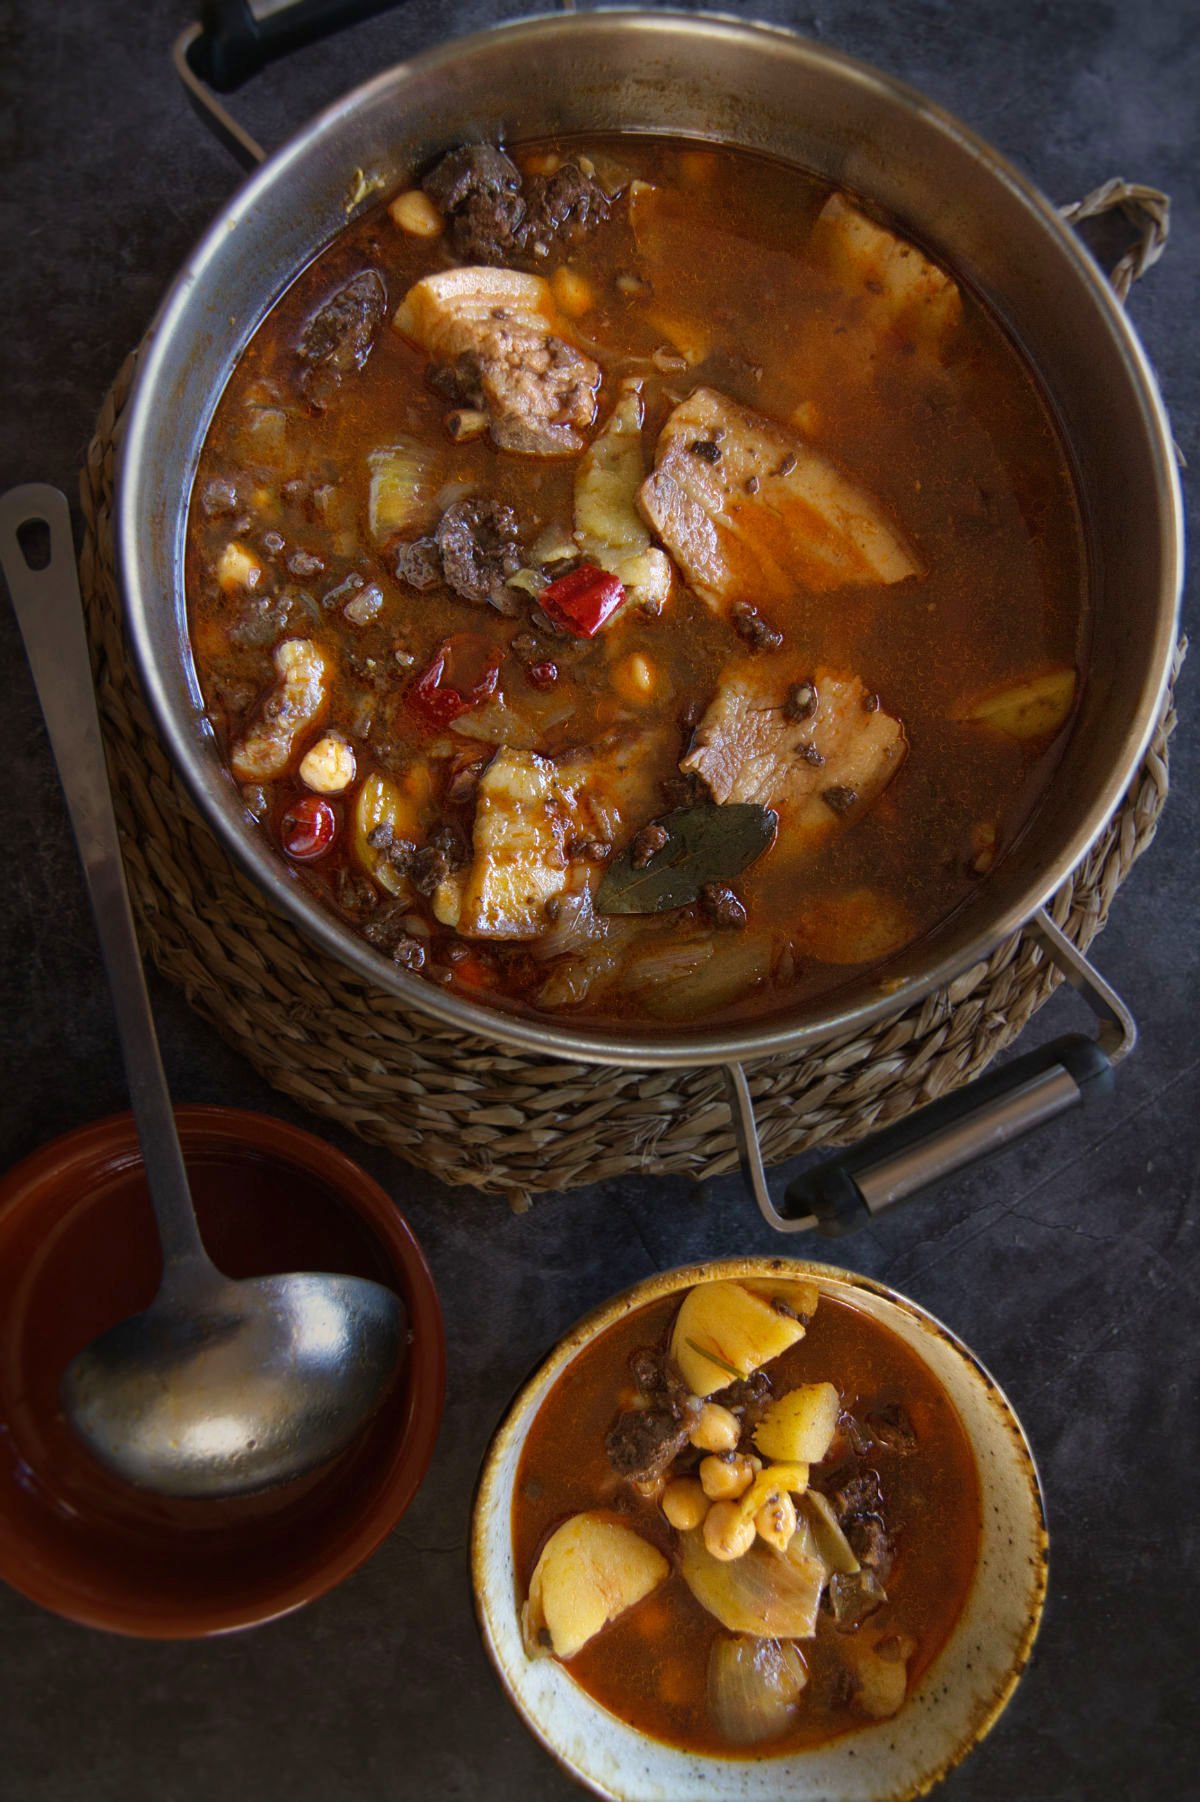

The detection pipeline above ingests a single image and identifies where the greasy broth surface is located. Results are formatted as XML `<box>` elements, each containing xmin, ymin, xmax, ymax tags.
<box><xmin>512</xmin><ymin>1291</ymin><xmax>981</xmax><ymax>1757</ymax></box>
<box><xmin>186</xmin><ymin>136</ymin><xmax>1087</xmax><ymax>1029</ymax></box>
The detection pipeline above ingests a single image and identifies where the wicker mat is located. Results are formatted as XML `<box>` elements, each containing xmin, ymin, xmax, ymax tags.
<box><xmin>80</xmin><ymin>349</ymin><xmax>1184</xmax><ymax>1208</ymax></box>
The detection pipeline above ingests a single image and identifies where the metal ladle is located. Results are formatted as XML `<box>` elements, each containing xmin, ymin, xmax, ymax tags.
<box><xmin>0</xmin><ymin>485</ymin><xmax>407</xmax><ymax>1499</ymax></box>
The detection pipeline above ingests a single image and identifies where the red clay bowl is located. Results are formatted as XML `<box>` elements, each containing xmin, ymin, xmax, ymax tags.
<box><xmin>0</xmin><ymin>1106</ymin><xmax>444</xmax><ymax>1637</ymax></box>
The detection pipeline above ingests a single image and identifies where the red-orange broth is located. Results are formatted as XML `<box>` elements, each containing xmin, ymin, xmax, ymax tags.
<box><xmin>186</xmin><ymin>135</ymin><xmax>1087</xmax><ymax>1031</ymax></box>
<box><xmin>512</xmin><ymin>1289</ymin><xmax>981</xmax><ymax>1756</ymax></box>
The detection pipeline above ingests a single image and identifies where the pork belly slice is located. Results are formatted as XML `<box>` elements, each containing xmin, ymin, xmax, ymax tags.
<box><xmin>682</xmin><ymin>663</ymin><xmax>906</xmax><ymax>846</ymax></box>
<box><xmin>636</xmin><ymin>388</ymin><xmax>921</xmax><ymax>612</ymax></box>
<box><xmin>454</xmin><ymin>749</ymin><xmax>572</xmax><ymax>937</ymax></box>
<box><xmin>393</xmin><ymin>266</ymin><xmax>600</xmax><ymax>456</ymax></box>
<box><xmin>811</xmin><ymin>194</ymin><xmax>961</xmax><ymax>346</ymax></box>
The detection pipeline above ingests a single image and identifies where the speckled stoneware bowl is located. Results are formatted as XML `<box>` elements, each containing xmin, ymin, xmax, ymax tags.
<box><xmin>472</xmin><ymin>1258</ymin><xmax>1047</xmax><ymax>1801</ymax></box>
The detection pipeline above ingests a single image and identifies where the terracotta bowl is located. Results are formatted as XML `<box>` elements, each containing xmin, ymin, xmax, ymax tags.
<box><xmin>472</xmin><ymin>1258</ymin><xmax>1047</xmax><ymax>1801</ymax></box>
<box><xmin>0</xmin><ymin>1107</ymin><xmax>444</xmax><ymax>1637</ymax></box>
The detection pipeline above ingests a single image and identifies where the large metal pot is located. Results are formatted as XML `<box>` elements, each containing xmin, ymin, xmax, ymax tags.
<box><xmin>117</xmin><ymin>7</ymin><xmax>1182</xmax><ymax>1227</ymax></box>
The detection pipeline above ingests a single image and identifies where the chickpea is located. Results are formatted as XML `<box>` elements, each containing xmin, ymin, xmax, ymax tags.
<box><xmin>699</xmin><ymin>1452</ymin><xmax>758</xmax><ymax>1502</ymax></box>
<box><xmin>754</xmin><ymin>1489</ymin><xmax>797</xmax><ymax>1553</ymax></box>
<box><xmin>661</xmin><ymin>1477</ymin><xmax>708</xmax><ymax>1532</ymax></box>
<box><xmin>703</xmin><ymin>1499</ymin><xmax>756</xmax><ymax>1562</ymax></box>
<box><xmin>388</xmin><ymin>189</ymin><xmax>443</xmax><ymax>237</ymax></box>
<box><xmin>551</xmin><ymin>264</ymin><xmax>596</xmax><ymax>319</ymax></box>
<box><xmin>299</xmin><ymin>733</ymin><xmax>356</xmax><ymax>795</ymax></box>
<box><xmin>689</xmin><ymin>1402</ymin><xmax>740</xmax><ymax>1454</ymax></box>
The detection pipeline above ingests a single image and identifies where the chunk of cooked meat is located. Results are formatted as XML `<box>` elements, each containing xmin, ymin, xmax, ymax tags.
<box><xmin>434</xmin><ymin>498</ymin><xmax>524</xmax><ymax>604</ymax></box>
<box><xmin>297</xmin><ymin>271</ymin><xmax>387</xmax><ymax>407</ymax></box>
<box><xmin>454</xmin><ymin>749</ymin><xmax>572</xmax><ymax>937</ymax></box>
<box><xmin>637</xmin><ymin>387</ymin><xmax>921</xmax><ymax>610</ymax></box>
<box><xmin>230</xmin><ymin>638</ymin><xmax>330</xmax><ymax>782</ymax></box>
<box><xmin>574</xmin><ymin>379</ymin><xmax>673</xmax><ymax>611</ymax></box>
<box><xmin>394</xmin><ymin>267</ymin><xmax>600</xmax><ymax>455</ymax></box>
<box><xmin>422</xmin><ymin>144</ymin><xmax>611</xmax><ymax>266</ymax></box>
<box><xmin>811</xmin><ymin>194</ymin><xmax>961</xmax><ymax>346</ymax></box>
<box><xmin>605</xmin><ymin>1407</ymin><xmax>692</xmax><ymax>1484</ymax></box>
<box><xmin>422</xmin><ymin>143</ymin><xmax>522</xmax><ymax>214</ymax></box>
<box><xmin>682</xmin><ymin>663</ymin><xmax>906</xmax><ymax>844</ymax></box>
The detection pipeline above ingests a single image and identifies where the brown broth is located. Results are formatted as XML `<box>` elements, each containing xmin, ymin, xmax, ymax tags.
<box><xmin>512</xmin><ymin>1289</ymin><xmax>981</xmax><ymax>1756</ymax></box>
<box><xmin>185</xmin><ymin>135</ymin><xmax>1087</xmax><ymax>1029</ymax></box>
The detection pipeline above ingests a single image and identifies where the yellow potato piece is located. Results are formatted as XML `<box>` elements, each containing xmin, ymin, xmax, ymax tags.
<box><xmin>353</xmin><ymin>771</ymin><xmax>417</xmax><ymax>897</ymax></box>
<box><xmin>670</xmin><ymin>1280</ymin><xmax>807</xmax><ymax>1399</ymax></box>
<box><xmin>753</xmin><ymin>1384</ymin><xmax>841</xmax><ymax>1466</ymax></box>
<box><xmin>962</xmin><ymin>667</ymin><xmax>1077</xmax><ymax>741</ymax></box>
<box><xmin>522</xmin><ymin>1513</ymin><xmax>668</xmax><ymax>1661</ymax></box>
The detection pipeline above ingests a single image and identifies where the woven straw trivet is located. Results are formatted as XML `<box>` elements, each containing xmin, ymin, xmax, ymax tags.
<box><xmin>79</xmin><ymin>349</ymin><xmax>1184</xmax><ymax>1209</ymax></box>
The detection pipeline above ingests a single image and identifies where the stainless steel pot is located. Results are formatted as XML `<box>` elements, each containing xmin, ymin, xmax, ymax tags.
<box><xmin>116</xmin><ymin>6</ymin><xmax>1182</xmax><ymax>1230</ymax></box>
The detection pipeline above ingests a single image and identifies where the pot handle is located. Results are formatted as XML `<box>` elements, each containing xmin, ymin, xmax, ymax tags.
<box><xmin>173</xmin><ymin>1</ymin><xmax>415</xmax><ymax>167</ymax></box>
<box><xmin>724</xmin><ymin>910</ymin><xmax>1137</xmax><ymax>1236</ymax></box>
<box><xmin>1060</xmin><ymin>178</ymin><xmax>1170</xmax><ymax>302</ymax></box>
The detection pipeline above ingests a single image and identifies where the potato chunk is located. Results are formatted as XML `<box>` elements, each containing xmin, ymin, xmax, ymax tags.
<box><xmin>670</xmin><ymin>1279</ymin><xmax>808</xmax><ymax>1398</ymax></box>
<box><xmin>958</xmin><ymin>667</ymin><xmax>1077</xmax><ymax>741</ymax></box>
<box><xmin>574</xmin><ymin>379</ymin><xmax>672</xmax><ymax>612</ymax></box>
<box><xmin>753</xmin><ymin>1384</ymin><xmax>841</xmax><ymax>1466</ymax></box>
<box><xmin>522</xmin><ymin>1513</ymin><xmax>668</xmax><ymax>1661</ymax></box>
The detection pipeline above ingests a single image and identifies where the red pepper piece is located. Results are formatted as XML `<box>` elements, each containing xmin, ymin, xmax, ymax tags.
<box><xmin>408</xmin><ymin>635</ymin><xmax>501</xmax><ymax>728</ymax></box>
<box><xmin>280</xmin><ymin>794</ymin><xmax>338</xmax><ymax>861</ymax></box>
<box><xmin>539</xmin><ymin>564</ymin><xmax>625</xmax><ymax>637</ymax></box>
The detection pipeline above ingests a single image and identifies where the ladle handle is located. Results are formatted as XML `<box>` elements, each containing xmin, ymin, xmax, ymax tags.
<box><xmin>0</xmin><ymin>486</ymin><xmax>210</xmax><ymax>1273</ymax></box>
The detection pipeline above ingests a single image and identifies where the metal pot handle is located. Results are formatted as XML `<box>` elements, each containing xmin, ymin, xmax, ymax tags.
<box><xmin>724</xmin><ymin>911</ymin><xmax>1137</xmax><ymax>1236</ymax></box>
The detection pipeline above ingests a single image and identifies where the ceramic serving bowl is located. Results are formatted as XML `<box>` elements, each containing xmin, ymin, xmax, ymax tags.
<box><xmin>0</xmin><ymin>1107</ymin><xmax>445</xmax><ymax>1637</ymax></box>
<box><xmin>472</xmin><ymin>1257</ymin><xmax>1047</xmax><ymax>1801</ymax></box>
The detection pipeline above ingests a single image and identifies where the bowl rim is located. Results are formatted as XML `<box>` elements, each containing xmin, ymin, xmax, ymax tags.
<box><xmin>0</xmin><ymin>1104</ymin><xmax>446</xmax><ymax>1638</ymax></box>
<box><xmin>116</xmin><ymin>6</ymin><xmax>1184</xmax><ymax>1070</ymax></box>
<box><xmin>470</xmin><ymin>1255</ymin><xmax>1049</xmax><ymax>1801</ymax></box>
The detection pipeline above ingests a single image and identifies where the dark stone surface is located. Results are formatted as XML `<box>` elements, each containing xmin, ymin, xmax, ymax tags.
<box><xmin>0</xmin><ymin>2</ymin><xmax>1196</xmax><ymax>1797</ymax></box>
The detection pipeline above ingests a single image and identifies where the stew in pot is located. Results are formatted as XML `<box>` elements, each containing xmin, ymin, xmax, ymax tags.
<box><xmin>185</xmin><ymin>136</ymin><xmax>1087</xmax><ymax>1029</ymax></box>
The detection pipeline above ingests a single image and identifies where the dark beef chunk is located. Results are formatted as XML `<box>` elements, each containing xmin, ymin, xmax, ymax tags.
<box><xmin>829</xmin><ymin>1470</ymin><xmax>884</xmax><ymax>1521</ymax></box>
<box><xmin>867</xmin><ymin>1402</ymin><xmax>918</xmax><ymax>1455</ymax></box>
<box><xmin>710</xmin><ymin>1367</ymin><xmax>774</xmax><ymax>1434</ymax></box>
<box><xmin>629</xmin><ymin>1347</ymin><xmax>667</xmax><ymax>1396</ymax></box>
<box><xmin>837</xmin><ymin>1410</ymin><xmax>875</xmax><ymax>1459</ymax></box>
<box><xmin>519</xmin><ymin>163</ymin><xmax>610</xmax><ymax>253</ymax></box>
<box><xmin>605</xmin><ymin>1407</ymin><xmax>691</xmax><ymax>1484</ymax></box>
<box><xmin>363</xmin><ymin>905</ymin><xmax>426</xmax><ymax>970</ymax></box>
<box><xmin>393</xmin><ymin>539</ymin><xmax>443</xmax><ymax>592</ymax></box>
<box><xmin>422</xmin><ymin>143</ymin><xmax>522</xmax><ymax>214</ymax></box>
<box><xmin>828</xmin><ymin>1567</ymin><xmax>888</xmax><ymax>1632</ymax></box>
<box><xmin>423</xmin><ymin>143</ymin><xmax>610</xmax><ymax>266</ymax></box>
<box><xmin>434</xmin><ymin>497</ymin><xmax>523</xmax><ymax>604</ymax></box>
<box><xmin>700</xmin><ymin>882</ymin><xmax>747</xmax><ymax>929</ymax></box>
<box><xmin>428</xmin><ymin>352</ymin><xmax>485</xmax><ymax>409</ymax></box>
<box><xmin>846</xmin><ymin>1512</ymin><xmax>894</xmax><ymax>1582</ymax></box>
<box><xmin>451</xmin><ymin>189</ymin><xmax>527</xmax><ymax>264</ymax></box>
<box><xmin>410</xmin><ymin>825</ymin><xmax>469</xmax><ymax>896</ymax></box>
<box><xmin>298</xmin><ymin>271</ymin><xmax>387</xmax><ymax>397</ymax></box>
<box><xmin>334</xmin><ymin>868</ymin><xmax>378</xmax><ymax>919</ymax></box>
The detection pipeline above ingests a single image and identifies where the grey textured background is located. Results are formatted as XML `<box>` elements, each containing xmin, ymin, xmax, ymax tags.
<box><xmin>1</xmin><ymin>2</ymin><xmax>1197</xmax><ymax>1798</ymax></box>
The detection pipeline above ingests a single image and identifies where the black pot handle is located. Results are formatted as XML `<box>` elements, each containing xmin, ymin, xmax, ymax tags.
<box><xmin>174</xmin><ymin>1</ymin><xmax>414</xmax><ymax>167</ymax></box>
<box><xmin>725</xmin><ymin>909</ymin><xmax>1137</xmax><ymax>1236</ymax></box>
<box><xmin>193</xmin><ymin>1</ymin><xmax>411</xmax><ymax>92</ymax></box>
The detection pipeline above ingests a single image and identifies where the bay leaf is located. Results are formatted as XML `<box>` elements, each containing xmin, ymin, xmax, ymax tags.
<box><xmin>596</xmin><ymin>804</ymin><xmax>778</xmax><ymax>915</ymax></box>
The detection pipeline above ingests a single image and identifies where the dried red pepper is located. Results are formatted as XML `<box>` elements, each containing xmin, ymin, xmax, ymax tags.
<box><xmin>539</xmin><ymin>564</ymin><xmax>625</xmax><ymax>637</ymax></box>
<box><xmin>280</xmin><ymin>794</ymin><xmax>338</xmax><ymax>861</ymax></box>
<box><xmin>408</xmin><ymin>634</ymin><xmax>502</xmax><ymax>728</ymax></box>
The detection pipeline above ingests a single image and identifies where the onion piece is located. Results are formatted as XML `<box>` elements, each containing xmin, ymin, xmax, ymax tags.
<box><xmin>800</xmin><ymin>1490</ymin><xmax>860</xmax><ymax>1575</ymax></box>
<box><xmin>707</xmin><ymin>1635</ymin><xmax>808</xmax><ymax>1745</ymax></box>
<box><xmin>680</xmin><ymin>1528</ymin><xmax>827</xmax><ymax>1639</ymax></box>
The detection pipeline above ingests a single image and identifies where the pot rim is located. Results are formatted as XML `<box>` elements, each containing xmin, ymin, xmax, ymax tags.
<box><xmin>470</xmin><ymin>1254</ymin><xmax>1049</xmax><ymax>1800</ymax></box>
<box><xmin>117</xmin><ymin>8</ymin><xmax>1184</xmax><ymax>1071</ymax></box>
